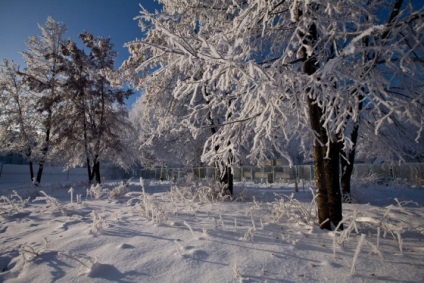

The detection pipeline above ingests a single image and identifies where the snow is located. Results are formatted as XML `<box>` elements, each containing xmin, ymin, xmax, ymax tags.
<box><xmin>1</xmin><ymin>179</ymin><xmax>424</xmax><ymax>282</ymax></box>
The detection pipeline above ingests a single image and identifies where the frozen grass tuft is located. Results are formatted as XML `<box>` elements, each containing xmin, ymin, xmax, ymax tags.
<box><xmin>33</xmin><ymin>191</ymin><xmax>68</xmax><ymax>216</ymax></box>
<box><xmin>268</xmin><ymin>192</ymin><xmax>315</xmax><ymax>226</ymax></box>
<box><xmin>87</xmin><ymin>184</ymin><xmax>103</xmax><ymax>200</ymax></box>
<box><xmin>108</xmin><ymin>180</ymin><xmax>131</xmax><ymax>199</ymax></box>
<box><xmin>128</xmin><ymin>183</ymin><xmax>168</xmax><ymax>224</ymax></box>
<box><xmin>89</xmin><ymin>210</ymin><xmax>109</xmax><ymax>234</ymax></box>
<box><xmin>170</xmin><ymin>180</ymin><xmax>231</xmax><ymax>204</ymax></box>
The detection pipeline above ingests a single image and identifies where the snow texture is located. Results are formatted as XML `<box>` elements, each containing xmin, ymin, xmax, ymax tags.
<box><xmin>1</xmin><ymin>179</ymin><xmax>424</xmax><ymax>282</ymax></box>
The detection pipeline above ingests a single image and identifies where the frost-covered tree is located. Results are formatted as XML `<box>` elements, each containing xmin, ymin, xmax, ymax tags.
<box><xmin>20</xmin><ymin>17</ymin><xmax>68</xmax><ymax>185</ymax></box>
<box><xmin>128</xmin><ymin>58</ymin><xmax>234</xmax><ymax>171</ymax></box>
<box><xmin>53</xmin><ymin>33</ymin><xmax>134</xmax><ymax>184</ymax></box>
<box><xmin>0</xmin><ymin>59</ymin><xmax>38</xmax><ymax>181</ymax></box>
<box><xmin>122</xmin><ymin>0</ymin><xmax>424</xmax><ymax>229</ymax></box>
<box><xmin>122</xmin><ymin>1</ymin><xmax>257</xmax><ymax>194</ymax></box>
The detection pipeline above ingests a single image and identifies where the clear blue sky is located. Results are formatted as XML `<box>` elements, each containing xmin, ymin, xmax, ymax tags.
<box><xmin>0</xmin><ymin>0</ymin><xmax>162</xmax><ymax>107</ymax></box>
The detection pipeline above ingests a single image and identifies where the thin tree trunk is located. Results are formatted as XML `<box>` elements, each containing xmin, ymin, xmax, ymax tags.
<box><xmin>340</xmin><ymin>0</ymin><xmax>404</xmax><ymax>201</ymax></box>
<box><xmin>341</xmin><ymin>120</ymin><xmax>360</xmax><ymax>203</ymax></box>
<box><xmin>29</xmin><ymin>161</ymin><xmax>34</xmax><ymax>183</ymax></box>
<box><xmin>25</xmin><ymin>149</ymin><xmax>34</xmax><ymax>183</ymax></box>
<box><xmin>35</xmin><ymin>114</ymin><xmax>51</xmax><ymax>185</ymax></box>
<box><xmin>35</xmin><ymin>161</ymin><xmax>45</xmax><ymax>185</ymax></box>
<box><xmin>87</xmin><ymin>158</ymin><xmax>94</xmax><ymax>184</ymax></box>
<box><xmin>95</xmin><ymin>161</ymin><xmax>101</xmax><ymax>184</ymax></box>
<box><xmin>303</xmin><ymin>22</ymin><xmax>342</xmax><ymax>230</ymax></box>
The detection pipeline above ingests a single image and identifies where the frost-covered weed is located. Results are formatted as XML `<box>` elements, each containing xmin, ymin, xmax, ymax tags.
<box><xmin>170</xmin><ymin>180</ymin><xmax>231</xmax><ymax>204</ymax></box>
<box><xmin>183</xmin><ymin>221</ymin><xmax>198</xmax><ymax>239</ymax></box>
<box><xmin>18</xmin><ymin>237</ymin><xmax>95</xmax><ymax>275</ymax></box>
<box><xmin>331</xmin><ymin>197</ymin><xmax>419</xmax><ymax>275</ymax></box>
<box><xmin>268</xmin><ymin>193</ymin><xmax>315</xmax><ymax>226</ymax></box>
<box><xmin>128</xmin><ymin>185</ymin><xmax>168</xmax><ymax>224</ymax></box>
<box><xmin>89</xmin><ymin>210</ymin><xmax>108</xmax><ymax>233</ymax></box>
<box><xmin>19</xmin><ymin>237</ymin><xmax>49</xmax><ymax>262</ymax></box>
<box><xmin>108</xmin><ymin>180</ymin><xmax>130</xmax><ymax>199</ymax></box>
<box><xmin>33</xmin><ymin>191</ymin><xmax>68</xmax><ymax>216</ymax></box>
<box><xmin>59</xmin><ymin>252</ymin><xmax>97</xmax><ymax>275</ymax></box>
<box><xmin>88</xmin><ymin>184</ymin><xmax>104</xmax><ymax>199</ymax></box>
<box><xmin>0</xmin><ymin>191</ymin><xmax>30</xmax><ymax>217</ymax></box>
<box><xmin>378</xmin><ymin>199</ymin><xmax>417</xmax><ymax>253</ymax></box>
<box><xmin>11</xmin><ymin>190</ymin><xmax>30</xmax><ymax>207</ymax></box>
<box><xmin>242</xmin><ymin>226</ymin><xmax>255</xmax><ymax>242</ymax></box>
<box><xmin>0</xmin><ymin>195</ymin><xmax>20</xmax><ymax>216</ymax></box>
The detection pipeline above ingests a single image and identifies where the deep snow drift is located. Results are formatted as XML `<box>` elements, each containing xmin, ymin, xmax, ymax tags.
<box><xmin>1</xmin><ymin>178</ymin><xmax>424</xmax><ymax>282</ymax></box>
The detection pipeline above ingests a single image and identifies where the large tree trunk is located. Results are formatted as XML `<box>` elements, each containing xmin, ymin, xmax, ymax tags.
<box><xmin>324</xmin><ymin>140</ymin><xmax>343</xmax><ymax>229</ymax></box>
<box><xmin>87</xmin><ymin>157</ymin><xmax>101</xmax><ymax>184</ymax></box>
<box><xmin>208</xmin><ymin>103</ymin><xmax>233</xmax><ymax>196</ymax></box>
<box><xmin>304</xmin><ymin>23</ymin><xmax>342</xmax><ymax>230</ymax></box>
<box><xmin>308</xmin><ymin>99</ymin><xmax>331</xmax><ymax>230</ymax></box>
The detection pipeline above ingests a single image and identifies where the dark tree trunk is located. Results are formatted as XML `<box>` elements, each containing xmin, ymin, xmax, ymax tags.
<box><xmin>29</xmin><ymin>161</ymin><xmax>34</xmax><ymax>183</ymax></box>
<box><xmin>324</xmin><ymin>140</ymin><xmax>343</xmax><ymax>229</ymax></box>
<box><xmin>341</xmin><ymin>157</ymin><xmax>354</xmax><ymax>203</ymax></box>
<box><xmin>87</xmin><ymin>157</ymin><xmax>101</xmax><ymax>184</ymax></box>
<box><xmin>308</xmin><ymin>98</ymin><xmax>331</xmax><ymax>230</ymax></box>
<box><xmin>303</xmin><ymin>22</ymin><xmax>342</xmax><ymax>230</ymax></box>
<box><xmin>94</xmin><ymin>160</ymin><xmax>101</xmax><ymax>184</ymax></box>
<box><xmin>219</xmin><ymin>166</ymin><xmax>233</xmax><ymax>195</ymax></box>
<box><xmin>35</xmin><ymin>161</ymin><xmax>44</xmax><ymax>185</ymax></box>
<box><xmin>340</xmin><ymin>1</ymin><xmax>403</xmax><ymax>203</ymax></box>
<box><xmin>208</xmin><ymin>100</ymin><xmax>233</xmax><ymax>196</ymax></box>
<box><xmin>35</xmin><ymin>109</ymin><xmax>53</xmax><ymax>185</ymax></box>
<box><xmin>340</xmin><ymin>122</ymin><xmax>359</xmax><ymax>203</ymax></box>
<box><xmin>87</xmin><ymin>158</ymin><xmax>95</xmax><ymax>184</ymax></box>
<box><xmin>26</xmin><ymin>150</ymin><xmax>35</xmax><ymax>183</ymax></box>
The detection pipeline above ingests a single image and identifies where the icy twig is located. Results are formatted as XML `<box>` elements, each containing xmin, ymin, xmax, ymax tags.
<box><xmin>184</xmin><ymin>221</ymin><xmax>198</xmax><ymax>239</ymax></box>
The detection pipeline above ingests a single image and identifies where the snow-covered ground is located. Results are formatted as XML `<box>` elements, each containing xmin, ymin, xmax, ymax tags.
<box><xmin>1</xmin><ymin>178</ymin><xmax>424</xmax><ymax>282</ymax></box>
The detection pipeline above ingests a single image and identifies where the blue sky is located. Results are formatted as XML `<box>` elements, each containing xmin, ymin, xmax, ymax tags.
<box><xmin>0</xmin><ymin>0</ymin><xmax>162</xmax><ymax>107</ymax></box>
